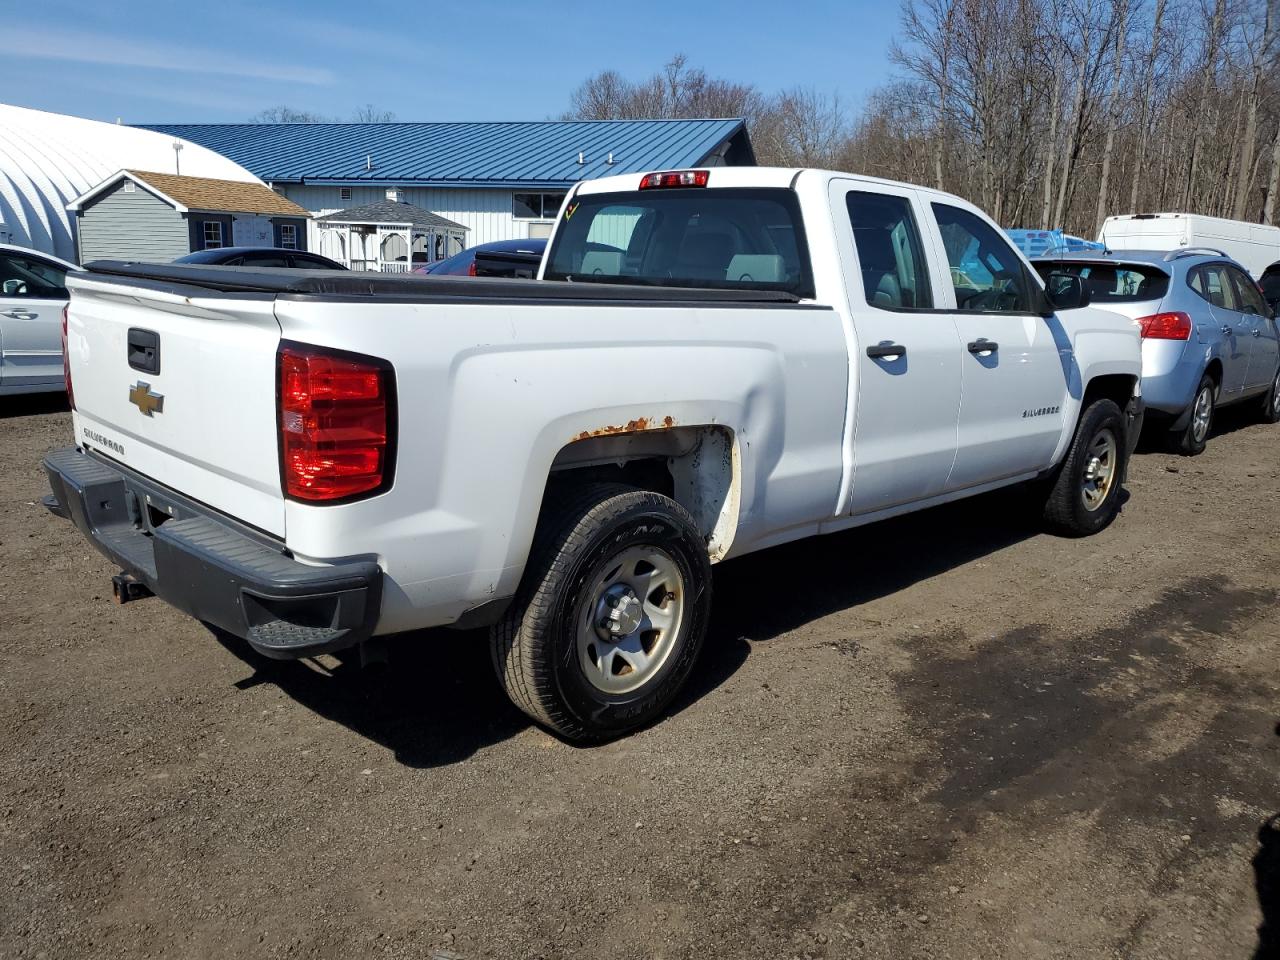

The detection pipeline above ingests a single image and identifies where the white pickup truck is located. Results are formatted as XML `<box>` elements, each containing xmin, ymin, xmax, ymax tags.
<box><xmin>45</xmin><ymin>167</ymin><xmax>1143</xmax><ymax>741</ymax></box>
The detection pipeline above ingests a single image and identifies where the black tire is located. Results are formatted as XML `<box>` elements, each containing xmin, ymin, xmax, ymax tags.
<box><xmin>1171</xmin><ymin>374</ymin><xmax>1216</xmax><ymax>455</ymax></box>
<box><xmin>1260</xmin><ymin>366</ymin><xmax>1280</xmax><ymax>425</ymax></box>
<box><xmin>1042</xmin><ymin>398</ymin><xmax>1128</xmax><ymax>537</ymax></box>
<box><xmin>491</xmin><ymin>483</ymin><xmax>712</xmax><ymax>743</ymax></box>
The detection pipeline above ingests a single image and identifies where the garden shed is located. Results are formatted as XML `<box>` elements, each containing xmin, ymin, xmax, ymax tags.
<box><xmin>68</xmin><ymin>170</ymin><xmax>311</xmax><ymax>263</ymax></box>
<box><xmin>315</xmin><ymin>193</ymin><xmax>468</xmax><ymax>271</ymax></box>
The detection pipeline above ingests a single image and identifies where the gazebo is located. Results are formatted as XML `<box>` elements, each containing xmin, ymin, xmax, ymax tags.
<box><xmin>316</xmin><ymin>196</ymin><xmax>468</xmax><ymax>272</ymax></box>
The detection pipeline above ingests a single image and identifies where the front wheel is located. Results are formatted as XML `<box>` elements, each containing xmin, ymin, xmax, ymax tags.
<box><xmin>491</xmin><ymin>484</ymin><xmax>712</xmax><ymax>743</ymax></box>
<box><xmin>1041</xmin><ymin>398</ymin><xmax>1128</xmax><ymax>537</ymax></box>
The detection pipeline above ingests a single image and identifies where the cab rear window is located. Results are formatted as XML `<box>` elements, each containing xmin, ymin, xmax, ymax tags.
<box><xmin>1033</xmin><ymin>261</ymin><xmax>1169</xmax><ymax>304</ymax></box>
<box><xmin>544</xmin><ymin>188</ymin><xmax>815</xmax><ymax>298</ymax></box>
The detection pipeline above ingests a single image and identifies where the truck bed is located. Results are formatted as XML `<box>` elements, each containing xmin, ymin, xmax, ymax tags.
<box><xmin>82</xmin><ymin>261</ymin><xmax>805</xmax><ymax>304</ymax></box>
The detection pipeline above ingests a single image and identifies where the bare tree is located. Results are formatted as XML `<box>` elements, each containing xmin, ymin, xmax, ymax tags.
<box><xmin>1128</xmin><ymin>0</ymin><xmax>1168</xmax><ymax>215</ymax></box>
<box><xmin>1184</xmin><ymin>0</ymin><xmax>1227</xmax><ymax>208</ymax></box>
<box><xmin>564</xmin><ymin>8</ymin><xmax>1280</xmax><ymax>232</ymax></box>
<box><xmin>565</xmin><ymin>54</ymin><xmax>763</xmax><ymax>123</ymax></box>
<box><xmin>1095</xmin><ymin>0</ymin><xmax>1131</xmax><ymax>235</ymax></box>
<box><xmin>1232</xmin><ymin>0</ymin><xmax>1276</xmax><ymax>217</ymax></box>
<box><xmin>351</xmin><ymin>104</ymin><xmax>396</xmax><ymax>123</ymax></box>
<box><xmin>568</xmin><ymin>69</ymin><xmax>633</xmax><ymax>120</ymax></box>
<box><xmin>1264</xmin><ymin>118</ymin><xmax>1280</xmax><ymax>224</ymax></box>
<box><xmin>250</xmin><ymin>105</ymin><xmax>327</xmax><ymax>123</ymax></box>
<box><xmin>763</xmin><ymin>88</ymin><xmax>848</xmax><ymax>167</ymax></box>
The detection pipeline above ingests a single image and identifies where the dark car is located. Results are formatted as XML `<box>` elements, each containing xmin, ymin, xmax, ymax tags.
<box><xmin>418</xmin><ymin>238</ymin><xmax>548</xmax><ymax>278</ymax></box>
<box><xmin>174</xmin><ymin>247</ymin><xmax>346</xmax><ymax>270</ymax></box>
<box><xmin>1262</xmin><ymin>261</ymin><xmax>1280</xmax><ymax>313</ymax></box>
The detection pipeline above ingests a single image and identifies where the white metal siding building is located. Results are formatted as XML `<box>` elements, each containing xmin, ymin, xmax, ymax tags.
<box><xmin>143</xmin><ymin>120</ymin><xmax>756</xmax><ymax>254</ymax></box>
<box><xmin>279</xmin><ymin>184</ymin><xmax>551</xmax><ymax>249</ymax></box>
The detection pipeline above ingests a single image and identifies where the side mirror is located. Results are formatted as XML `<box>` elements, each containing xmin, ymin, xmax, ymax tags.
<box><xmin>1044</xmin><ymin>272</ymin><xmax>1090</xmax><ymax>312</ymax></box>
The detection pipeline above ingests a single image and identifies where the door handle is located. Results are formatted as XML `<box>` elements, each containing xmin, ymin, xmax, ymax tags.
<box><xmin>1253</xmin><ymin>328</ymin><xmax>1262</xmax><ymax>337</ymax></box>
<box><xmin>967</xmin><ymin>339</ymin><xmax>999</xmax><ymax>355</ymax></box>
<box><xmin>866</xmin><ymin>343</ymin><xmax>906</xmax><ymax>360</ymax></box>
<box><xmin>1221</xmin><ymin>324</ymin><xmax>1233</xmax><ymax>336</ymax></box>
<box><xmin>1</xmin><ymin>310</ymin><xmax>38</xmax><ymax>321</ymax></box>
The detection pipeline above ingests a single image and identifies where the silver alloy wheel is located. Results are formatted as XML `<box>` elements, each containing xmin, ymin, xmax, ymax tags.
<box><xmin>1081</xmin><ymin>427</ymin><xmax>1118</xmax><ymax>512</ymax></box>
<box><xmin>577</xmin><ymin>545</ymin><xmax>685</xmax><ymax>695</ymax></box>
<box><xmin>1191</xmin><ymin>385</ymin><xmax>1213</xmax><ymax>443</ymax></box>
<box><xmin>1272</xmin><ymin>371</ymin><xmax>1280</xmax><ymax>416</ymax></box>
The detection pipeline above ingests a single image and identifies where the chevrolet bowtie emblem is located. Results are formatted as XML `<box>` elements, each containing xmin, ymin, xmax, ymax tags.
<box><xmin>128</xmin><ymin>381</ymin><xmax>165</xmax><ymax>417</ymax></box>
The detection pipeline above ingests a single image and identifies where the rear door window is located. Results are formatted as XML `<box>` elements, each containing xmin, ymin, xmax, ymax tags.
<box><xmin>1191</xmin><ymin>265</ymin><xmax>1239</xmax><ymax>311</ymax></box>
<box><xmin>931</xmin><ymin>203</ymin><xmax>1034</xmax><ymax>313</ymax></box>
<box><xmin>846</xmin><ymin>192</ymin><xmax>933</xmax><ymax>310</ymax></box>
<box><xmin>545</xmin><ymin>188</ymin><xmax>815</xmax><ymax>298</ymax></box>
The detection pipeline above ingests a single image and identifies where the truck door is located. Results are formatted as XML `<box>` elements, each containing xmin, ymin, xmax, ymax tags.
<box><xmin>0</xmin><ymin>252</ymin><xmax>68</xmax><ymax>390</ymax></box>
<box><xmin>1226</xmin><ymin>264</ymin><xmax>1280</xmax><ymax>392</ymax></box>
<box><xmin>831</xmin><ymin>181</ymin><xmax>963</xmax><ymax>514</ymax></box>
<box><xmin>925</xmin><ymin>202</ymin><xmax>1069</xmax><ymax>490</ymax></box>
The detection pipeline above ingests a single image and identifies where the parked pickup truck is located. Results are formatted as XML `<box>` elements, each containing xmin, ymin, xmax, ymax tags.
<box><xmin>44</xmin><ymin>167</ymin><xmax>1144</xmax><ymax>742</ymax></box>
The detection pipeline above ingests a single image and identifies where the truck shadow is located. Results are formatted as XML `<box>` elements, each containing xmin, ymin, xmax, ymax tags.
<box><xmin>669</xmin><ymin>486</ymin><xmax>1050</xmax><ymax>716</ymax></box>
<box><xmin>210</xmin><ymin>625</ymin><xmax>528</xmax><ymax>768</ymax></box>
<box><xmin>214</xmin><ymin>486</ymin><xmax>1081</xmax><ymax>766</ymax></box>
<box><xmin>1256</xmin><ymin>815</ymin><xmax>1280</xmax><ymax>958</ymax></box>
<box><xmin>1254</xmin><ymin>723</ymin><xmax>1280</xmax><ymax>960</ymax></box>
<box><xmin>0</xmin><ymin>392</ymin><xmax>69</xmax><ymax>419</ymax></box>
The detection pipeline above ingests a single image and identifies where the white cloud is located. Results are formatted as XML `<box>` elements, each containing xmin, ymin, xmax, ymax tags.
<box><xmin>6</xmin><ymin>27</ymin><xmax>333</xmax><ymax>86</ymax></box>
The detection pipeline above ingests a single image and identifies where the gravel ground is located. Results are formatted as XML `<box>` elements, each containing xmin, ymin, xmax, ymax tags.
<box><xmin>1</xmin><ymin>393</ymin><xmax>1278</xmax><ymax>960</ymax></box>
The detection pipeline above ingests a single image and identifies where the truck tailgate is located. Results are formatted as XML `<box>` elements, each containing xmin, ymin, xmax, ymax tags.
<box><xmin>65</xmin><ymin>275</ymin><xmax>285</xmax><ymax>536</ymax></box>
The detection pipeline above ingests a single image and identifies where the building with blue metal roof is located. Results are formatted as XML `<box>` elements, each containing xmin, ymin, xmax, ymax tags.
<box><xmin>142</xmin><ymin>119</ymin><xmax>754</xmax><ymax>255</ymax></box>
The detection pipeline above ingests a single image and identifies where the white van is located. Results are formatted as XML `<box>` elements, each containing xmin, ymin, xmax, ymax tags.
<box><xmin>1100</xmin><ymin>213</ymin><xmax>1280</xmax><ymax>278</ymax></box>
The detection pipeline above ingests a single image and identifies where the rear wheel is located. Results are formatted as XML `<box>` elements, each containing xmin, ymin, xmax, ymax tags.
<box><xmin>491</xmin><ymin>484</ymin><xmax>712</xmax><ymax>743</ymax></box>
<box><xmin>1042</xmin><ymin>398</ymin><xmax>1127</xmax><ymax>537</ymax></box>
<box><xmin>1172</xmin><ymin>375</ymin><xmax>1215</xmax><ymax>455</ymax></box>
<box><xmin>1260</xmin><ymin>367</ymin><xmax>1280</xmax><ymax>424</ymax></box>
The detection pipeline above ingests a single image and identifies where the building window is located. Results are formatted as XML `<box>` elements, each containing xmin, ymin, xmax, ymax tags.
<box><xmin>513</xmin><ymin>193</ymin><xmax>566</xmax><ymax>220</ymax></box>
<box><xmin>202</xmin><ymin>221</ymin><xmax>223</xmax><ymax>249</ymax></box>
<box><xmin>280</xmin><ymin>224</ymin><xmax>297</xmax><ymax>249</ymax></box>
<box><xmin>340</xmin><ymin>188</ymin><xmax>352</xmax><ymax>201</ymax></box>
<box><xmin>122</xmin><ymin>180</ymin><xmax>136</xmax><ymax>194</ymax></box>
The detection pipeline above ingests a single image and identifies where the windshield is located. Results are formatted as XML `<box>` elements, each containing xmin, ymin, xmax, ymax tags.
<box><xmin>544</xmin><ymin>188</ymin><xmax>815</xmax><ymax>298</ymax></box>
<box><xmin>1033</xmin><ymin>261</ymin><xmax>1169</xmax><ymax>304</ymax></box>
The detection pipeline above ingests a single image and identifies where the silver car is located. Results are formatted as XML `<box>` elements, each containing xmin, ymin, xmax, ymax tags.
<box><xmin>1035</xmin><ymin>249</ymin><xmax>1280</xmax><ymax>454</ymax></box>
<box><xmin>0</xmin><ymin>244</ymin><xmax>77</xmax><ymax>396</ymax></box>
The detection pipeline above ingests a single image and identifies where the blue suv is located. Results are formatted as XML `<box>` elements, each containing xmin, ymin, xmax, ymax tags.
<box><xmin>1035</xmin><ymin>249</ymin><xmax>1280</xmax><ymax>454</ymax></box>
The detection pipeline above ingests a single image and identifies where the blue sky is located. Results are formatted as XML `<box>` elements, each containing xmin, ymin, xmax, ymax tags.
<box><xmin>7</xmin><ymin>0</ymin><xmax>899</xmax><ymax>124</ymax></box>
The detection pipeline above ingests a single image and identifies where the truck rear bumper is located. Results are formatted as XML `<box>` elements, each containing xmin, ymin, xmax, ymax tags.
<box><xmin>43</xmin><ymin>447</ymin><xmax>382</xmax><ymax>659</ymax></box>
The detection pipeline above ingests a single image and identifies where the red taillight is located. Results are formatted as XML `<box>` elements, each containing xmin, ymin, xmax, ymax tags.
<box><xmin>1136</xmin><ymin>311</ymin><xmax>1193</xmax><ymax>340</ymax></box>
<box><xmin>277</xmin><ymin>343</ymin><xmax>394</xmax><ymax>502</ymax></box>
<box><xmin>467</xmin><ymin>259</ymin><xmax>477</xmax><ymax>277</ymax></box>
<box><xmin>61</xmin><ymin>305</ymin><xmax>75</xmax><ymax>409</ymax></box>
<box><xmin>639</xmin><ymin>169</ymin><xmax>710</xmax><ymax>190</ymax></box>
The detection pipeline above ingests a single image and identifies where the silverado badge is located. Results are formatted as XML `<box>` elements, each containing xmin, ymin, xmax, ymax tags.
<box><xmin>128</xmin><ymin>381</ymin><xmax>165</xmax><ymax>417</ymax></box>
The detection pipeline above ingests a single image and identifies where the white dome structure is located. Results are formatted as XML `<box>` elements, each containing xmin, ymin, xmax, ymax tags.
<box><xmin>0</xmin><ymin>103</ymin><xmax>261</xmax><ymax>263</ymax></box>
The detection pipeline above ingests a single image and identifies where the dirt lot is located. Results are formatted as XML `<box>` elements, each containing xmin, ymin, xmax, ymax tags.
<box><xmin>1</xmin><ymin>394</ymin><xmax>1278</xmax><ymax>960</ymax></box>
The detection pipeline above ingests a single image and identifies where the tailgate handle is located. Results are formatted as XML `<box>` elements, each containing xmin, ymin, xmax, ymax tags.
<box><xmin>127</xmin><ymin>328</ymin><xmax>161</xmax><ymax>375</ymax></box>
